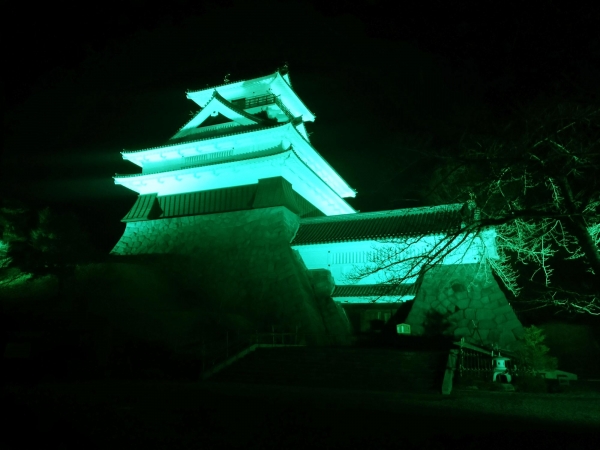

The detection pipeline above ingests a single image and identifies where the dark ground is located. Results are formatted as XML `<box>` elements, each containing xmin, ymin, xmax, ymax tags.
<box><xmin>3</xmin><ymin>379</ymin><xmax>599</xmax><ymax>450</ymax></box>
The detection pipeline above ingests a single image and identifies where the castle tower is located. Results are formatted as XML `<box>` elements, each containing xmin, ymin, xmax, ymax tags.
<box><xmin>114</xmin><ymin>70</ymin><xmax>356</xmax><ymax>222</ymax></box>
<box><xmin>111</xmin><ymin>70</ymin><xmax>357</xmax><ymax>345</ymax></box>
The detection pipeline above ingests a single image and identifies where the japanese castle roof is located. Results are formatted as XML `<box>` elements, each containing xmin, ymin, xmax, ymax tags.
<box><xmin>170</xmin><ymin>91</ymin><xmax>266</xmax><ymax>141</ymax></box>
<box><xmin>186</xmin><ymin>71</ymin><xmax>315</xmax><ymax>122</ymax></box>
<box><xmin>119</xmin><ymin>121</ymin><xmax>356</xmax><ymax>200</ymax></box>
<box><xmin>291</xmin><ymin>204</ymin><xmax>464</xmax><ymax>245</ymax></box>
<box><xmin>332</xmin><ymin>284</ymin><xmax>417</xmax><ymax>298</ymax></box>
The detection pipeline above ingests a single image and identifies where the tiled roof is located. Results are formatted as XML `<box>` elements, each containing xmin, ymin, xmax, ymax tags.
<box><xmin>332</xmin><ymin>284</ymin><xmax>416</xmax><ymax>297</ymax></box>
<box><xmin>122</xmin><ymin>122</ymin><xmax>284</xmax><ymax>155</ymax></box>
<box><xmin>115</xmin><ymin>146</ymin><xmax>290</xmax><ymax>179</ymax></box>
<box><xmin>291</xmin><ymin>204</ymin><xmax>464</xmax><ymax>245</ymax></box>
<box><xmin>121</xmin><ymin>178</ymin><xmax>324</xmax><ymax>222</ymax></box>
<box><xmin>172</xmin><ymin>91</ymin><xmax>265</xmax><ymax>136</ymax></box>
<box><xmin>122</xmin><ymin>193</ymin><xmax>159</xmax><ymax>222</ymax></box>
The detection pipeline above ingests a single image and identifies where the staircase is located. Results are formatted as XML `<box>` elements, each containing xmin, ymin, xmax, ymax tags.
<box><xmin>209</xmin><ymin>347</ymin><xmax>447</xmax><ymax>393</ymax></box>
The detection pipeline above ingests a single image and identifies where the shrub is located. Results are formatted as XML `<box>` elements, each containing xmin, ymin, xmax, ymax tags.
<box><xmin>516</xmin><ymin>325</ymin><xmax>558</xmax><ymax>372</ymax></box>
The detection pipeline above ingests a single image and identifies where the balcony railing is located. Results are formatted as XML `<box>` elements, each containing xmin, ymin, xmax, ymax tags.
<box><xmin>231</xmin><ymin>94</ymin><xmax>296</xmax><ymax>121</ymax></box>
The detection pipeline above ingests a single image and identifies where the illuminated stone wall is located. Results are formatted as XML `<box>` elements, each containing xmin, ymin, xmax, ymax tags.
<box><xmin>405</xmin><ymin>264</ymin><xmax>524</xmax><ymax>350</ymax></box>
<box><xmin>111</xmin><ymin>206</ymin><xmax>351</xmax><ymax>345</ymax></box>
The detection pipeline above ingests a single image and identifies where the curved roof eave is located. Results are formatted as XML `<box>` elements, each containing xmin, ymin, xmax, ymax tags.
<box><xmin>287</xmin><ymin>125</ymin><xmax>356</xmax><ymax>198</ymax></box>
<box><xmin>115</xmin><ymin>147</ymin><xmax>292</xmax><ymax>181</ymax></box>
<box><xmin>121</xmin><ymin>121</ymin><xmax>288</xmax><ymax>157</ymax></box>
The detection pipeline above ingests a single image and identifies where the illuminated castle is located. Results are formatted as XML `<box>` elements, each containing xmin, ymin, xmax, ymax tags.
<box><xmin>112</xmin><ymin>70</ymin><xmax>523</xmax><ymax>346</ymax></box>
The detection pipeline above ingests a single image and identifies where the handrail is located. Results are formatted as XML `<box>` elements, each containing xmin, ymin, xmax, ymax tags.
<box><xmin>196</xmin><ymin>326</ymin><xmax>351</xmax><ymax>380</ymax></box>
<box><xmin>199</xmin><ymin>327</ymin><xmax>294</xmax><ymax>377</ymax></box>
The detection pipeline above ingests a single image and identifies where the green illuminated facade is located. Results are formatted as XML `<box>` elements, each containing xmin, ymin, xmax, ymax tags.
<box><xmin>112</xmin><ymin>70</ymin><xmax>523</xmax><ymax>347</ymax></box>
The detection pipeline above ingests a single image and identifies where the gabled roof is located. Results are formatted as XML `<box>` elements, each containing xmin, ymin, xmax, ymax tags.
<box><xmin>186</xmin><ymin>71</ymin><xmax>315</xmax><ymax>122</ymax></box>
<box><xmin>291</xmin><ymin>204</ymin><xmax>464</xmax><ymax>245</ymax></box>
<box><xmin>171</xmin><ymin>91</ymin><xmax>264</xmax><ymax>140</ymax></box>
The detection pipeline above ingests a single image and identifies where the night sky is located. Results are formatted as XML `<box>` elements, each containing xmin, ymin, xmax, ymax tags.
<box><xmin>4</xmin><ymin>0</ymin><xmax>599</xmax><ymax>253</ymax></box>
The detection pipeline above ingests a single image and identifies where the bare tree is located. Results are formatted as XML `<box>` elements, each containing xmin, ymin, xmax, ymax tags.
<box><xmin>427</xmin><ymin>102</ymin><xmax>600</xmax><ymax>315</ymax></box>
<box><xmin>349</xmin><ymin>102</ymin><xmax>600</xmax><ymax>315</ymax></box>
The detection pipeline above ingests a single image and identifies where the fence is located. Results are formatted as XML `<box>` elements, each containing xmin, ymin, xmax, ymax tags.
<box><xmin>455</xmin><ymin>341</ymin><xmax>527</xmax><ymax>382</ymax></box>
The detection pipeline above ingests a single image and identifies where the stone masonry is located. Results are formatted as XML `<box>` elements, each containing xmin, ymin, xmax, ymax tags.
<box><xmin>405</xmin><ymin>264</ymin><xmax>524</xmax><ymax>350</ymax></box>
<box><xmin>111</xmin><ymin>206</ymin><xmax>351</xmax><ymax>345</ymax></box>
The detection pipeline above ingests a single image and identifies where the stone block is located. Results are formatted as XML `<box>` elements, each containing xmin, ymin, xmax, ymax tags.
<box><xmin>464</xmin><ymin>308</ymin><xmax>476</xmax><ymax>320</ymax></box>
<box><xmin>434</xmin><ymin>304</ymin><xmax>447</xmax><ymax>315</ymax></box>
<box><xmin>309</xmin><ymin>269</ymin><xmax>335</xmax><ymax>298</ymax></box>
<box><xmin>457</xmin><ymin>318</ymin><xmax>471</xmax><ymax>328</ymax></box>
<box><xmin>454</xmin><ymin>327</ymin><xmax>471</xmax><ymax>338</ymax></box>
<box><xmin>455</xmin><ymin>291</ymin><xmax>468</xmax><ymax>302</ymax></box>
<box><xmin>456</xmin><ymin>298</ymin><xmax>470</xmax><ymax>310</ymax></box>
<box><xmin>478</xmin><ymin>319</ymin><xmax>496</xmax><ymax>330</ymax></box>
<box><xmin>494</xmin><ymin>305</ymin><xmax>513</xmax><ymax>316</ymax></box>
<box><xmin>449</xmin><ymin>310</ymin><xmax>464</xmax><ymax>322</ymax></box>
<box><xmin>469</xmin><ymin>286</ymin><xmax>482</xmax><ymax>298</ymax></box>
<box><xmin>469</xmin><ymin>299</ymin><xmax>484</xmax><ymax>309</ymax></box>
<box><xmin>480</xmin><ymin>295</ymin><xmax>490</xmax><ymax>304</ymax></box>
<box><xmin>495</xmin><ymin>315</ymin><xmax>507</xmax><ymax>324</ymax></box>
<box><xmin>477</xmin><ymin>328</ymin><xmax>490</xmax><ymax>342</ymax></box>
<box><xmin>476</xmin><ymin>309</ymin><xmax>496</xmax><ymax>321</ymax></box>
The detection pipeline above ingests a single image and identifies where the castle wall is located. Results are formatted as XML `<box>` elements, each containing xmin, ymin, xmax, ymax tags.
<box><xmin>111</xmin><ymin>207</ymin><xmax>351</xmax><ymax>345</ymax></box>
<box><xmin>405</xmin><ymin>264</ymin><xmax>524</xmax><ymax>350</ymax></box>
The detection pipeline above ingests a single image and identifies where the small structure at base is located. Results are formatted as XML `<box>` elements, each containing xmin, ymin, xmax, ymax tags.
<box><xmin>492</xmin><ymin>355</ymin><xmax>512</xmax><ymax>383</ymax></box>
<box><xmin>396</xmin><ymin>323</ymin><xmax>411</xmax><ymax>335</ymax></box>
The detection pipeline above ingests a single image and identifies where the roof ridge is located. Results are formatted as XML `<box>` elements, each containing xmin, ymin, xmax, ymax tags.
<box><xmin>186</xmin><ymin>72</ymin><xmax>277</xmax><ymax>96</ymax></box>
<box><xmin>299</xmin><ymin>204</ymin><xmax>463</xmax><ymax>224</ymax></box>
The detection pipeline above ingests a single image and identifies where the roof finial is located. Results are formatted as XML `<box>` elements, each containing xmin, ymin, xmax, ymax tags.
<box><xmin>224</xmin><ymin>73</ymin><xmax>231</xmax><ymax>84</ymax></box>
<box><xmin>279</xmin><ymin>62</ymin><xmax>289</xmax><ymax>75</ymax></box>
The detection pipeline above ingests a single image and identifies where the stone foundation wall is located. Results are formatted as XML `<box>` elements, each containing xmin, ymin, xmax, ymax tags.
<box><xmin>111</xmin><ymin>207</ymin><xmax>350</xmax><ymax>345</ymax></box>
<box><xmin>405</xmin><ymin>264</ymin><xmax>524</xmax><ymax>350</ymax></box>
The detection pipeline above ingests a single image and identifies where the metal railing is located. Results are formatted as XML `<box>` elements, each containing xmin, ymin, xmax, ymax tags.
<box><xmin>195</xmin><ymin>326</ymin><xmax>306</xmax><ymax>379</ymax></box>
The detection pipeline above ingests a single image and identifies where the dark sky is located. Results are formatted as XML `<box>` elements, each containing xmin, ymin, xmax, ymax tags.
<box><xmin>3</xmin><ymin>0</ymin><xmax>599</xmax><ymax>252</ymax></box>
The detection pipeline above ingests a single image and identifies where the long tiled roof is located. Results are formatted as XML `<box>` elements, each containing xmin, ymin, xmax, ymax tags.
<box><xmin>291</xmin><ymin>204</ymin><xmax>464</xmax><ymax>245</ymax></box>
<box><xmin>332</xmin><ymin>284</ymin><xmax>416</xmax><ymax>297</ymax></box>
